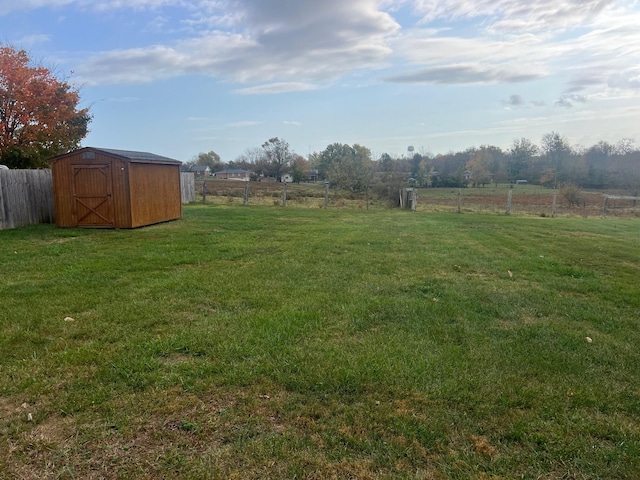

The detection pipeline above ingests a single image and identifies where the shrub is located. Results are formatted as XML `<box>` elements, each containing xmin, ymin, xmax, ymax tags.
<box><xmin>560</xmin><ymin>183</ymin><xmax>583</xmax><ymax>207</ymax></box>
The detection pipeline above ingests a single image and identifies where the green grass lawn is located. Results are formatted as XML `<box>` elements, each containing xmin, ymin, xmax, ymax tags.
<box><xmin>1</xmin><ymin>205</ymin><xmax>639</xmax><ymax>479</ymax></box>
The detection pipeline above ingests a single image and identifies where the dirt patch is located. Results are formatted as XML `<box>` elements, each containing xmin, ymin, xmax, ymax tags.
<box><xmin>158</xmin><ymin>353</ymin><xmax>193</xmax><ymax>365</ymax></box>
<box><xmin>25</xmin><ymin>415</ymin><xmax>76</xmax><ymax>445</ymax></box>
<box><xmin>49</xmin><ymin>237</ymin><xmax>78</xmax><ymax>244</ymax></box>
<box><xmin>0</xmin><ymin>397</ymin><xmax>34</xmax><ymax>423</ymax></box>
<box><xmin>0</xmin><ymin>397</ymin><xmax>19</xmax><ymax>419</ymax></box>
<box><xmin>470</xmin><ymin>434</ymin><xmax>499</xmax><ymax>459</ymax></box>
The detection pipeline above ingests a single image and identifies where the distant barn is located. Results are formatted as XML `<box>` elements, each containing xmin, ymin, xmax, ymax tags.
<box><xmin>50</xmin><ymin>147</ymin><xmax>182</xmax><ymax>228</ymax></box>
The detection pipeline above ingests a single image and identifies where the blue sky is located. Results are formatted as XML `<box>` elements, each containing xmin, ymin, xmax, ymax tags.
<box><xmin>2</xmin><ymin>0</ymin><xmax>639</xmax><ymax>162</ymax></box>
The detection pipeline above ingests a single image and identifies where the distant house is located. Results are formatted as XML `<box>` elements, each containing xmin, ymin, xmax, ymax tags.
<box><xmin>180</xmin><ymin>165</ymin><xmax>211</xmax><ymax>177</ymax></box>
<box><xmin>214</xmin><ymin>168</ymin><xmax>251</xmax><ymax>181</ymax></box>
<box><xmin>304</xmin><ymin>170</ymin><xmax>319</xmax><ymax>182</ymax></box>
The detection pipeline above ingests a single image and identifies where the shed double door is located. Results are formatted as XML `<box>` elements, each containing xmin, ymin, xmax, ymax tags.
<box><xmin>72</xmin><ymin>164</ymin><xmax>115</xmax><ymax>227</ymax></box>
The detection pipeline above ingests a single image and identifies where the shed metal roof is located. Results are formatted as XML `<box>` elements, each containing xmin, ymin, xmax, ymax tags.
<box><xmin>49</xmin><ymin>147</ymin><xmax>182</xmax><ymax>165</ymax></box>
<box><xmin>94</xmin><ymin>148</ymin><xmax>181</xmax><ymax>164</ymax></box>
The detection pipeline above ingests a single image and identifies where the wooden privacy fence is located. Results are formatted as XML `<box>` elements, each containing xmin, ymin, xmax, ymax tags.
<box><xmin>0</xmin><ymin>169</ymin><xmax>54</xmax><ymax>230</ymax></box>
<box><xmin>181</xmin><ymin>172</ymin><xmax>195</xmax><ymax>204</ymax></box>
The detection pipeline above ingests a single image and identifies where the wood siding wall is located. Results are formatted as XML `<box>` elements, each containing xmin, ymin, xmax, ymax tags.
<box><xmin>0</xmin><ymin>169</ymin><xmax>54</xmax><ymax>230</ymax></box>
<box><xmin>129</xmin><ymin>163</ymin><xmax>182</xmax><ymax>227</ymax></box>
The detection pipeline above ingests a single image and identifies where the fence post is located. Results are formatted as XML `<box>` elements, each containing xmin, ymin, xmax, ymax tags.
<box><xmin>202</xmin><ymin>180</ymin><xmax>206</xmax><ymax>204</ymax></box>
<box><xmin>457</xmin><ymin>189</ymin><xmax>462</xmax><ymax>213</ymax></box>
<box><xmin>551</xmin><ymin>189</ymin><xmax>557</xmax><ymax>218</ymax></box>
<box><xmin>324</xmin><ymin>181</ymin><xmax>329</xmax><ymax>209</ymax></box>
<box><xmin>243</xmin><ymin>182</ymin><xmax>249</xmax><ymax>205</ymax></box>
<box><xmin>602</xmin><ymin>196</ymin><xmax>608</xmax><ymax>219</ymax></box>
<box><xmin>506</xmin><ymin>188</ymin><xmax>512</xmax><ymax>215</ymax></box>
<box><xmin>282</xmin><ymin>182</ymin><xmax>287</xmax><ymax>206</ymax></box>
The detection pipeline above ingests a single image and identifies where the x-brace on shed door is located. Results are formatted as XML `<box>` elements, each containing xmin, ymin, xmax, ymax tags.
<box><xmin>71</xmin><ymin>164</ymin><xmax>115</xmax><ymax>227</ymax></box>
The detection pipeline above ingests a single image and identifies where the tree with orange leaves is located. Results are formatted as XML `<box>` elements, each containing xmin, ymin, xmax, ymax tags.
<box><xmin>0</xmin><ymin>45</ymin><xmax>91</xmax><ymax>168</ymax></box>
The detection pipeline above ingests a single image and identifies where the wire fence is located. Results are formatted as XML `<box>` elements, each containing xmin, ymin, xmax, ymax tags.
<box><xmin>194</xmin><ymin>180</ymin><xmax>640</xmax><ymax>219</ymax></box>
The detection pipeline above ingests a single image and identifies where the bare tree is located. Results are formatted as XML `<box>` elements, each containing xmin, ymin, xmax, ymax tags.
<box><xmin>261</xmin><ymin>137</ymin><xmax>293</xmax><ymax>181</ymax></box>
<box><xmin>615</xmin><ymin>138</ymin><xmax>637</xmax><ymax>155</ymax></box>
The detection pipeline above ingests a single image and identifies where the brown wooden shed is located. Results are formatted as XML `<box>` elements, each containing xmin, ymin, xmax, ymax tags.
<box><xmin>50</xmin><ymin>147</ymin><xmax>182</xmax><ymax>228</ymax></box>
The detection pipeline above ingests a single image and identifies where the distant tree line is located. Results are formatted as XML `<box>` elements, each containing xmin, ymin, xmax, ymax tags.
<box><xmin>367</xmin><ymin>133</ymin><xmax>640</xmax><ymax>194</ymax></box>
<box><xmin>191</xmin><ymin>132</ymin><xmax>640</xmax><ymax>198</ymax></box>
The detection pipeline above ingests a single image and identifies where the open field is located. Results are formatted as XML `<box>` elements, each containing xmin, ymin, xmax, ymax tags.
<box><xmin>1</xmin><ymin>205</ymin><xmax>639</xmax><ymax>479</ymax></box>
<box><xmin>198</xmin><ymin>180</ymin><xmax>640</xmax><ymax>218</ymax></box>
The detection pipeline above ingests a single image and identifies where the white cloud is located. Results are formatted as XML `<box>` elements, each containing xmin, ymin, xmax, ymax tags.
<box><xmin>226</xmin><ymin>121</ymin><xmax>263</xmax><ymax>127</ymax></box>
<box><xmin>386</xmin><ymin>64</ymin><xmax>542</xmax><ymax>85</ymax></box>
<box><xmin>504</xmin><ymin>94</ymin><xmax>525</xmax><ymax>106</ymax></box>
<box><xmin>0</xmin><ymin>0</ymin><xmax>72</xmax><ymax>15</ymax></box>
<box><xmin>0</xmin><ymin>0</ymin><xmax>186</xmax><ymax>15</ymax></box>
<box><xmin>555</xmin><ymin>93</ymin><xmax>590</xmax><ymax>108</ymax></box>
<box><xmin>410</xmin><ymin>0</ymin><xmax>617</xmax><ymax>32</ymax></box>
<box><xmin>11</xmin><ymin>0</ymin><xmax>640</xmax><ymax>103</ymax></box>
<box><xmin>16</xmin><ymin>34</ymin><xmax>52</xmax><ymax>46</ymax></box>
<box><xmin>608</xmin><ymin>70</ymin><xmax>640</xmax><ymax>90</ymax></box>
<box><xmin>235</xmin><ymin>82</ymin><xmax>319</xmax><ymax>95</ymax></box>
<box><xmin>395</xmin><ymin>32</ymin><xmax>546</xmax><ymax>66</ymax></box>
<box><xmin>75</xmin><ymin>0</ymin><xmax>399</xmax><ymax>86</ymax></box>
<box><xmin>555</xmin><ymin>98</ymin><xmax>573</xmax><ymax>108</ymax></box>
<box><xmin>388</xmin><ymin>28</ymin><xmax>550</xmax><ymax>85</ymax></box>
<box><xmin>389</xmin><ymin>0</ymin><xmax>640</xmax><ymax>96</ymax></box>
<box><xmin>89</xmin><ymin>0</ymin><xmax>187</xmax><ymax>12</ymax></box>
<box><xmin>78</xmin><ymin>44</ymin><xmax>195</xmax><ymax>84</ymax></box>
<box><xmin>501</xmin><ymin>95</ymin><xmax>547</xmax><ymax>108</ymax></box>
